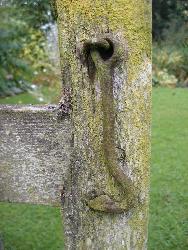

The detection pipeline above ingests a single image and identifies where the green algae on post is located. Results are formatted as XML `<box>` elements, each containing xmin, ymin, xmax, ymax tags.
<box><xmin>55</xmin><ymin>0</ymin><xmax>151</xmax><ymax>248</ymax></box>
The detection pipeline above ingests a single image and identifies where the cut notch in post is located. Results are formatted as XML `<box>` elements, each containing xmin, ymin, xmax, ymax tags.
<box><xmin>81</xmin><ymin>36</ymin><xmax>138</xmax><ymax>213</ymax></box>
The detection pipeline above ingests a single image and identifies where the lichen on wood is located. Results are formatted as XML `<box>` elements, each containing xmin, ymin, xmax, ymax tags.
<box><xmin>0</xmin><ymin>105</ymin><xmax>71</xmax><ymax>206</ymax></box>
<box><xmin>55</xmin><ymin>0</ymin><xmax>152</xmax><ymax>248</ymax></box>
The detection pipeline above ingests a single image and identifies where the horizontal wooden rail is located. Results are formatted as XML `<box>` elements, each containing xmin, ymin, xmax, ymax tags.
<box><xmin>0</xmin><ymin>105</ymin><xmax>71</xmax><ymax>206</ymax></box>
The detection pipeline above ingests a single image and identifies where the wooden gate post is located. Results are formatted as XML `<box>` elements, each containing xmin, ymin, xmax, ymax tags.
<box><xmin>55</xmin><ymin>0</ymin><xmax>152</xmax><ymax>249</ymax></box>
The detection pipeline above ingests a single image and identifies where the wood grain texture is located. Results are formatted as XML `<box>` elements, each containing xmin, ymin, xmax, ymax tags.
<box><xmin>0</xmin><ymin>105</ymin><xmax>72</xmax><ymax>206</ymax></box>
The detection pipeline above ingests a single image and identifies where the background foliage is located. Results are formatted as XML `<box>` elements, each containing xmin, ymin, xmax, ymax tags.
<box><xmin>0</xmin><ymin>0</ymin><xmax>57</xmax><ymax>97</ymax></box>
<box><xmin>153</xmin><ymin>0</ymin><xmax>188</xmax><ymax>87</ymax></box>
<box><xmin>153</xmin><ymin>0</ymin><xmax>188</xmax><ymax>39</ymax></box>
<box><xmin>0</xmin><ymin>0</ymin><xmax>188</xmax><ymax>97</ymax></box>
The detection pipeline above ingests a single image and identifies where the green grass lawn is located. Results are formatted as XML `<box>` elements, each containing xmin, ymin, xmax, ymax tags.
<box><xmin>0</xmin><ymin>85</ymin><xmax>60</xmax><ymax>105</ymax></box>
<box><xmin>0</xmin><ymin>88</ymin><xmax>188</xmax><ymax>249</ymax></box>
<box><xmin>148</xmin><ymin>88</ymin><xmax>188</xmax><ymax>250</ymax></box>
<box><xmin>0</xmin><ymin>203</ymin><xmax>64</xmax><ymax>250</ymax></box>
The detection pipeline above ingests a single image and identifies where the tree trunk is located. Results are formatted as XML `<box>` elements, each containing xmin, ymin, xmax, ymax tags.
<box><xmin>55</xmin><ymin>0</ymin><xmax>151</xmax><ymax>249</ymax></box>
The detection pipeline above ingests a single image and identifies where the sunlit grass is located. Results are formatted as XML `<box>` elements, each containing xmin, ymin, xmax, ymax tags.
<box><xmin>0</xmin><ymin>203</ymin><xmax>64</xmax><ymax>250</ymax></box>
<box><xmin>148</xmin><ymin>88</ymin><xmax>188</xmax><ymax>250</ymax></box>
<box><xmin>0</xmin><ymin>85</ymin><xmax>61</xmax><ymax>105</ymax></box>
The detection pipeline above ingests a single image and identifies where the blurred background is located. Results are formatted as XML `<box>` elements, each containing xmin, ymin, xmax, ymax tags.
<box><xmin>0</xmin><ymin>0</ymin><xmax>61</xmax><ymax>105</ymax></box>
<box><xmin>153</xmin><ymin>0</ymin><xmax>188</xmax><ymax>88</ymax></box>
<box><xmin>0</xmin><ymin>0</ymin><xmax>188</xmax><ymax>249</ymax></box>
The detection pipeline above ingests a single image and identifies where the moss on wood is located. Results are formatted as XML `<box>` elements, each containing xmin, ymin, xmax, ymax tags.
<box><xmin>55</xmin><ymin>0</ymin><xmax>151</xmax><ymax>249</ymax></box>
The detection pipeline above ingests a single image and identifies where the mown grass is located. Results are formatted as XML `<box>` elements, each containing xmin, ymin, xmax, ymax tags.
<box><xmin>0</xmin><ymin>203</ymin><xmax>64</xmax><ymax>250</ymax></box>
<box><xmin>0</xmin><ymin>85</ymin><xmax>60</xmax><ymax>105</ymax></box>
<box><xmin>0</xmin><ymin>87</ymin><xmax>188</xmax><ymax>249</ymax></box>
<box><xmin>148</xmin><ymin>88</ymin><xmax>188</xmax><ymax>250</ymax></box>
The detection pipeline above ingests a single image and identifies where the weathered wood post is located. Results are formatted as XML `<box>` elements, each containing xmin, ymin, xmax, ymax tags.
<box><xmin>0</xmin><ymin>1</ymin><xmax>151</xmax><ymax>248</ymax></box>
<box><xmin>55</xmin><ymin>0</ymin><xmax>152</xmax><ymax>249</ymax></box>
